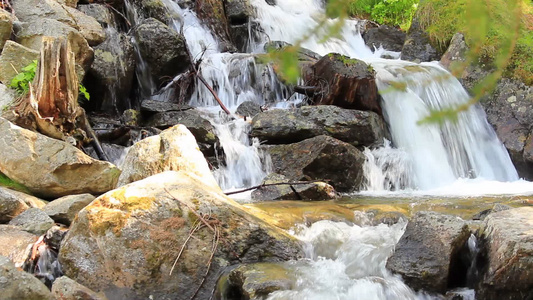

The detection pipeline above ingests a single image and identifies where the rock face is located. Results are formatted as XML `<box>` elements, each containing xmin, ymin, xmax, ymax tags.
<box><xmin>476</xmin><ymin>207</ymin><xmax>533</xmax><ymax>300</ymax></box>
<box><xmin>0</xmin><ymin>9</ymin><xmax>12</xmax><ymax>50</ymax></box>
<box><xmin>0</xmin><ymin>118</ymin><xmax>120</xmax><ymax>198</ymax></box>
<box><xmin>8</xmin><ymin>208</ymin><xmax>55</xmax><ymax>234</ymax></box>
<box><xmin>59</xmin><ymin>171</ymin><xmax>303</xmax><ymax>300</ymax></box>
<box><xmin>131</xmin><ymin>0</ymin><xmax>182</xmax><ymax>25</ymax></box>
<box><xmin>195</xmin><ymin>0</ymin><xmax>234</xmax><ymax>51</ymax></box>
<box><xmin>251</xmin><ymin>173</ymin><xmax>336</xmax><ymax>201</ymax></box>
<box><xmin>0</xmin><ymin>255</ymin><xmax>54</xmax><ymax>300</ymax></box>
<box><xmin>0</xmin><ymin>186</ymin><xmax>47</xmax><ymax>223</ymax></box>
<box><xmin>251</xmin><ymin>105</ymin><xmax>389</xmax><ymax>146</ymax></box>
<box><xmin>236</xmin><ymin>101</ymin><xmax>262</xmax><ymax>118</ymax></box>
<box><xmin>43</xmin><ymin>194</ymin><xmax>96</xmax><ymax>226</ymax></box>
<box><xmin>117</xmin><ymin>124</ymin><xmax>219</xmax><ymax>187</ymax></box>
<box><xmin>307</xmin><ymin>53</ymin><xmax>381</xmax><ymax>115</ymax></box>
<box><xmin>263</xmin><ymin>135</ymin><xmax>366</xmax><ymax>192</ymax></box>
<box><xmin>400</xmin><ymin>20</ymin><xmax>440</xmax><ymax>62</ymax></box>
<box><xmin>78</xmin><ymin>4</ymin><xmax>117</xmax><ymax>28</ymax></box>
<box><xmin>16</xmin><ymin>18</ymin><xmax>94</xmax><ymax>70</ymax></box>
<box><xmin>0</xmin><ymin>40</ymin><xmax>40</xmax><ymax>85</ymax></box>
<box><xmin>224</xmin><ymin>0</ymin><xmax>253</xmax><ymax>51</ymax></box>
<box><xmin>386</xmin><ymin>211</ymin><xmax>470</xmax><ymax>293</ymax></box>
<box><xmin>52</xmin><ymin>276</ymin><xmax>107</xmax><ymax>300</ymax></box>
<box><xmin>133</xmin><ymin>18</ymin><xmax>190</xmax><ymax>86</ymax></box>
<box><xmin>440</xmin><ymin>33</ymin><xmax>468</xmax><ymax>72</ymax></box>
<box><xmin>481</xmin><ymin>79</ymin><xmax>533</xmax><ymax>180</ymax></box>
<box><xmin>0</xmin><ymin>225</ymin><xmax>39</xmax><ymax>266</ymax></box>
<box><xmin>85</xmin><ymin>29</ymin><xmax>135</xmax><ymax>112</ymax></box>
<box><xmin>362</xmin><ymin>25</ymin><xmax>406</xmax><ymax>52</ymax></box>
<box><xmin>0</xmin><ymin>83</ymin><xmax>15</xmax><ymax>111</ymax></box>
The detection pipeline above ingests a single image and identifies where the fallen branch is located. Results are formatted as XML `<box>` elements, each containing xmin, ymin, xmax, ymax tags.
<box><xmin>293</xmin><ymin>85</ymin><xmax>319</xmax><ymax>97</ymax></box>
<box><xmin>197</xmin><ymin>74</ymin><xmax>231</xmax><ymax>115</ymax></box>
<box><xmin>104</xmin><ymin>3</ymin><xmax>131</xmax><ymax>27</ymax></box>
<box><xmin>79</xmin><ymin>110</ymin><xmax>109</xmax><ymax>161</ymax></box>
<box><xmin>169</xmin><ymin>221</ymin><xmax>203</xmax><ymax>276</ymax></box>
<box><xmin>190</xmin><ymin>225</ymin><xmax>219</xmax><ymax>300</ymax></box>
<box><xmin>224</xmin><ymin>179</ymin><xmax>330</xmax><ymax>195</ymax></box>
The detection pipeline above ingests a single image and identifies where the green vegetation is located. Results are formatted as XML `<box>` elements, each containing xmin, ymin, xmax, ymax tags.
<box><xmin>9</xmin><ymin>60</ymin><xmax>92</xmax><ymax>102</ymax></box>
<box><xmin>0</xmin><ymin>172</ymin><xmax>31</xmax><ymax>194</ymax></box>
<box><xmin>417</xmin><ymin>0</ymin><xmax>533</xmax><ymax>85</ymax></box>
<box><xmin>348</xmin><ymin>0</ymin><xmax>418</xmax><ymax>30</ymax></box>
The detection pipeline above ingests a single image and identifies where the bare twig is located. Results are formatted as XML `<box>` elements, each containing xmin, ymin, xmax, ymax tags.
<box><xmin>169</xmin><ymin>221</ymin><xmax>202</xmax><ymax>275</ymax></box>
<box><xmin>104</xmin><ymin>3</ymin><xmax>131</xmax><ymax>27</ymax></box>
<box><xmin>164</xmin><ymin>188</ymin><xmax>215</xmax><ymax>232</ymax></box>
<box><xmin>190</xmin><ymin>225</ymin><xmax>219</xmax><ymax>300</ymax></box>
<box><xmin>224</xmin><ymin>179</ymin><xmax>330</xmax><ymax>195</ymax></box>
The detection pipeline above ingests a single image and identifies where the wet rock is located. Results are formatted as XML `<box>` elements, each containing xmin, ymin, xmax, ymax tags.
<box><xmin>400</xmin><ymin>20</ymin><xmax>440</xmax><ymax>62</ymax></box>
<box><xmin>481</xmin><ymin>79</ymin><xmax>533</xmax><ymax>180</ymax></box>
<box><xmin>16</xmin><ymin>18</ymin><xmax>94</xmax><ymax>70</ymax></box>
<box><xmin>0</xmin><ymin>117</ymin><xmax>120</xmax><ymax>198</ymax></box>
<box><xmin>0</xmin><ymin>225</ymin><xmax>39</xmax><ymax>266</ymax></box>
<box><xmin>84</xmin><ymin>143</ymin><xmax>128</xmax><ymax>167</ymax></box>
<box><xmin>117</xmin><ymin>124</ymin><xmax>219</xmax><ymax>187</ymax></box>
<box><xmin>440</xmin><ymin>33</ymin><xmax>468</xmax><ymax>72</ymax></box>
<box><xmin>263</xmin><ymin>135</ymin><xmax>366</xmax><ymax>192</ymax></box>
<box><xmin>131</xmin><ymin>0</ymin><xmax>182</xmax><ymax>25</ymax></box>
<box><xmin>0</xmin><ymin>186</ymin><xmax>47</xmax><ymax>223</ymax></box>
<box><xmin>224</xmin><ymin>0</ymin><xmax>253</xmax><ymax>51</ymax></box>
<box><xmin>195</xmin><ymin>0</ymin><xmax>234</xmax><ymax>52</ymax></box>
<box><xmin>221</xmin><ymin>263</ymin><xmax>295</xmax><ymax>299</ymax></box>
<box><xmin>0</xmin><ymin>83</ymin><xmax>15</xmax><ymax>112</ymax></box>
<box><xmin>251</xmin><ymin>105</ymin><xmax>389</xmax><ymax>147</ymax></box>
<box><xmin>140</xmin><ymin>99</ymin><xmax>193</xmax><ymax>113</ymax></box>
<box><xmin>59</xmin><ymin>171</ymin><xmax>303</xmax><ymax>300</ymax></box>
<box><xmin>307</xmin><ymin>53</ymin><xmax>381</xmax><ymax>115</ymax></box>
<box><xmin>476</xmin><ymin>207</ymin><xmax>533</xmax><ymax>300</ymax></box>
<box><xmin>0</xmin><ymin>9</ymin><xmax>12</xmax><ymax>50</ymax></box>
<box><xmin>251</xmin><ymin>173</ymin><xmax>336</xmax><ymax>201</ymax></box>
<box><xmin>143</xmin><ymin>109</ymin><xmax>219</xmax><ymax>154</ymax></box>
<box><xmin>78</xmin><ymin>4</ymin><xmax>117</xmax><ymax>28</ymax></box>
<box><xmin>0</xmin><ymin>40</ymin><xmax>40</xmax><ymax>85</ymax></box>
<box><xmin>236</xmin><ymin>101</ymin><xmax>262</xmax><ymax>118</ymax></box>
<box><xmin>64</xmin><ymin>6</ymin><xmax>106</xmax><ymax>46</ymax></box>
<box><xmin>0</xmin><ymin>255</ymin><xmax>54</xmax><ymax>299</ymax></box>
<box><xmin>44</xmin><ymin>225</ymin><xmax>69</xmax><ymax>251</ymax></box>
<box><xmin>362</xmin><ymin>25</ymin><xmax>406</xmax><ymax>52</ymax></box>
<box><xmin>386</xmin><ymin>211</ymin><xmax>470</xmax><ymax>293</ymax></box>
<box><xmin>52</xmin><ymin>276</ymin><xmax>107</xmax><ymax>300</ymax></box>
<box><xmin>43</xmin><ymin>194</ymin><xmax>95</xmax><ymax>226</ymax></box>
<box><xmin>472</xmin><ymin>203</ymin><xmax>512</xmax><ymax>221</ymax></box>
<box><xmin>133</xmin><ymin>18</ymin><xmax>190</xmax><ymax>87</ymax></box>
<box><xmin>9</xmin><ymin>208</ymin><xmax>55</xmax><ymax>234</ymax></box>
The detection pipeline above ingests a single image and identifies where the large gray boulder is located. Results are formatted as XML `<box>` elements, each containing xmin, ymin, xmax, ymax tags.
<box><xmin>0</xmin><ymin>225</ymin><xmax>39</xmax><ymax>266</ymax></box>
<box><xmin>11</xmin><ymin>0</ymin><xmax>105</xmax><ymax>45</ymax></box>
<box><xmin>0</xmin><ymin>40</ymin><xmax>40</xmax><ymax>85</ymax></box>
<box><xmin>476</xmin><ymin>207</ymin><xmax>533</xmax><ymax>300</ymax></box>
<box><xmin>59</xmin><ymin>171</ymin><xmax>303</xmax><ymax>300</ymax></box>
<box><xmin>117</xmin><ymin>124</ymin><xmax>218</xmax><ymax>187</ymax></box>
<box><xmin>130</xmin><ymin>0</ymin><xmax>182</xmax><ymax>25</ymax></box>
<box><xmin>0</xmin><ymin>255</ymin><xmax>54</xmax><ymax>299</ymax></box>
<box><xmin>263</xmin><ymin>135</ymin><xmax>366</xmax><ymax>192</ymax></box>
<box><xmin>43</xmin><ymin>194</ymin><xmax>96</xmax><ymax>226</ymax></box>
<box><xmin>0</xmin><ymin>9</ymin><xmax>12</xmax><ymax>51</ymax></box>
<box><xmin>78</xmin><ymin>4</ymin><xmax>116</xmax><ymax>28</ymax></box>
<box><xmin>386</xmin><ymin>211</ymin><xmax>470</xmax><ymax>293</ymax></box>
<box><xmin>0</xmin><ymin>186</ymin><xmax>47</xmax><ymax>223</ymax></box>
<box><xmin>0</xmin><ymin>118</ymin><xmax>120</xmax><ymax>198</ymax></box>
<box><xmin>8</xmin><ymin>208</ymin><xmax>55</xmax><ymax>234</ymax></box>
<box><xmin>16</xmin><ymin>18</ymin><xmax>94</xmax><ymax>70</ymax></box>
<box><xmin>133</xmin><ymin>18</ymin><xmax>190</xmax><ymax>86</ymax></box>
<box><xmin>251</xmin><ymin>105</ymin><xmax>389</xmax><ymax>146</ymax></box>
<box><xmin>85</xmin><ymin>29</ymin><xmax>135</xmax><ymax>112</ymax></box>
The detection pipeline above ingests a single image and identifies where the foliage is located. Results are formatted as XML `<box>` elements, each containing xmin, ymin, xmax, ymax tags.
<box><xmin>417</xmin><ymin>0</ymin><xmax>533</xmax><ymax>85</ymax></box>
<box><xmin>9</xmin><ymin>60</ymin><xmax>92</xmax><ymax>102</ymax></box>
<box><xmin>9</xmin><ymin>60</ymin><xmax>38</xmax><ymax>95</ymax></box>
<box><xmin>348</xmin><ymin>0</ymin><xmax>418</xmax><ymax>30</ymax></box>
<box><xmin>0</xmin><ymin>172</ymin><xmax>31</xmax><ymax>194</ymax></box>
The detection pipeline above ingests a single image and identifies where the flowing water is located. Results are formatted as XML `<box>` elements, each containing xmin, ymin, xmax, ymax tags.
<box><xmin>120</xmin><ymin>0</ymin><xmax>531</xmax><ymax>298</ymax></box>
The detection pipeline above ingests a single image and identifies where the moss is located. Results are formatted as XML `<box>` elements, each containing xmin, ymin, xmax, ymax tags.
<box><xmin>0</xmin><ymin>172</ymin><xmax>31</xmax><ymax>194</ymax></box>
<box><xmin>87</xmin><ymin>208</ymin><xmax>129</xmax><ymax>236</ymax></box>
<box><xmin>417</xmin><ymin>0</ymin><xmax>533</xmax><ymax>84</ymax></box>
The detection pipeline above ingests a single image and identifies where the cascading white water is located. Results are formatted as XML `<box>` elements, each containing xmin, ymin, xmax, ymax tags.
<box><xmin>267</xmin><ymin>218</ymin><xmax>435</xmax><ymax>300</ymax></box>
<box><xmin>370</xmin><ymin>60</ymin><xmax>518</xmax><ymax>190</ymax></box>
<box><xmin>363</xmin><ymin>140</ymin><xmax>413</xmax><ymax>191</ymax></box>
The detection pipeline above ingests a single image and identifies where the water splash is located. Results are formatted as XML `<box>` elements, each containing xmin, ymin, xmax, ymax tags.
<box><xmin>363</xmin><ymin>140</ymin><xmax>413</xmax><ymax>191</ymax></box>
<box><xmin>267</xmin><ymin>219</ymin><xmax>435</xmax><ymax>300</ymax></box>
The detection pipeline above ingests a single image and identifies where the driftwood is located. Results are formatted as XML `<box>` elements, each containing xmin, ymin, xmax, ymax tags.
<box><xmin>293</xmin><ymin>85</ymin><xmax>319</xmax><ymax>97</ymax></box>
<box><xmin>224</xmin><ymin>180</ymin><xmax>330</xmax><ymax>195</ymax></box>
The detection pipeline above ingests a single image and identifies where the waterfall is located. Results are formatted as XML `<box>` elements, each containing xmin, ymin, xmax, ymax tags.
<box><xmin>369</xmin><ymin>60</ymin><xmax>518</xmax><ymax>190</ymax></box>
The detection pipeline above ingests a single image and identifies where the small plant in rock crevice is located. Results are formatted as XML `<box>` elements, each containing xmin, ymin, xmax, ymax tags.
<box><xmin>9</xmin><ymin>60</ymin><xmax>91</xmax><ymax>103</ymax></box>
